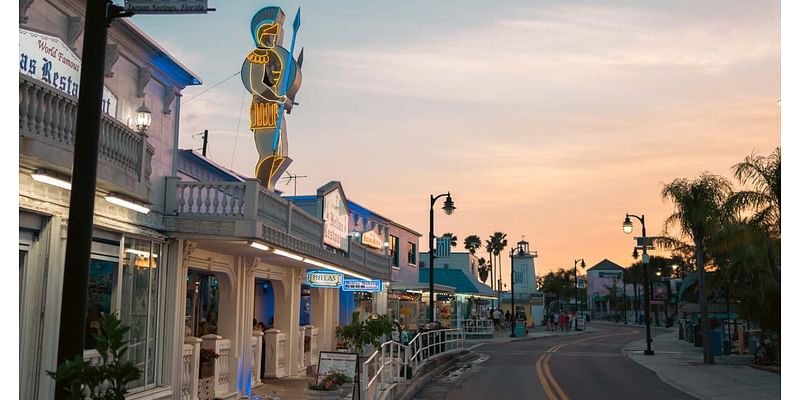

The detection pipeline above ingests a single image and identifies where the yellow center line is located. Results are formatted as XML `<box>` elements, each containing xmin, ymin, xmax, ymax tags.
<box><xmin>543</xmin><ymin>353</ymin><xmax>569</xmax><ymax>400</ymax></box>
<box><xmin>535</xmin><ymin>352</ymin><xmax>558</xmax><ymax>400</ymax></box>
<box><xmin>535</xmin><ymin>329</ymin><xmax>640</xmax><ymax>400</ymax></box>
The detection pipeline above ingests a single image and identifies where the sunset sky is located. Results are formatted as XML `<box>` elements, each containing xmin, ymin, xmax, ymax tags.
<box><xmin>133</xmin><ymin>0</ymin><xmax>780</xmax><ymax>283</ymax></box>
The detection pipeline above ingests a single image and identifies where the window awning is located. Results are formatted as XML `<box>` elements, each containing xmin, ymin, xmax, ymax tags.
<box><xmin>418</xmin><ymin>268</ymin><xmax>496</xmax><ymax>297</ymax></box>
<box><xmin>388</xmin><ymin>282</ymin><xmax>456</xmax><ymax>294</ymax></box>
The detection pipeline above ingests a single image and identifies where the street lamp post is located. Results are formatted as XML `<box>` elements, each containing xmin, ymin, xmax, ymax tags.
<box><xmin>573</xmin><ymin>258</ymin><xmax>586</xmax><ymax>326</ymax></box>
<box><xmin>623</xmin><ymin>214</ymin><xmax>654</xmax><ymax>356</ymax></box>
<box><xmin>428</xmin><ymin>192</ymin><xmax>455</xmax><ymax>324</ymax></box>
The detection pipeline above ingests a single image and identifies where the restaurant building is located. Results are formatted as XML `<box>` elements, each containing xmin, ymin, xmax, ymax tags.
<box><xmin>19</xmin><ymin>1</ymin><xmax>201</xmax><ymax>398</ymax></box>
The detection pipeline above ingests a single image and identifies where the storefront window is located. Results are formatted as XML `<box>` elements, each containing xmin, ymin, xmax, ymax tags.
<box><xmin>389</xmin><ymin>236</ymin><xmax>399</xmax><ymax>267</ymax></box>
<box><xmin>354</xmin><ymin>292</ymin><xmax>374</xmax><ymax>317</ymax></box>
<box><xmin>121</xmin><ymin>237</ymin><xmax>160</xmax><ymax>389</ymax></box>
<box><xmin>86</xmin><ymin>257</ymin><xmax>118</xmax><ymax>349</ymax></box>
<box><xmin>82</xmin><ymin>234</ymin><xmax>162</xmax><ymax>391</ymax></box>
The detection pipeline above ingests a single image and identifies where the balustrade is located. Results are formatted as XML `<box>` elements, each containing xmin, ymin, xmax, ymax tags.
<box><xmin>19</xmin><ymin>75</ymin><xmax>152</xmax><ymax>187</ymax></box>
<box><xmin>201</xmin><ymin>334</ymin><xmax>232</xmax><ymax>398</ymax></box>
<box><xmin>173</xmin><ymin>181</ymin><xmax>248</xmax><ymax>217</ymax></box>
<box><xmin>251</xmin><ymin>331</ymin><xmax>263</xmax><ymax>387</ymax></box>
<box><xmin>183</xmin><ymin>336</ymin><xmax>201</xmax><ymax>400</ymax></box>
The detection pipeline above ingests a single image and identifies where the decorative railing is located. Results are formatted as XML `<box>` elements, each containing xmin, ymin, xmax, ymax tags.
<box><xmin>361</xmin><ymin>329</ymin><xmax>465</xmax><ymax>400</ymax></box>
<box><xmin>165</xmin><ymin>177</ymin><xmax>393</xmax><ymax>280</ymax></box>
<box><xmin>456</xmin><ymin>319</ymin><xmax>494</xmax><ymax>336</ymax></box>
<box><xmin>202</xmin><ymin>334</ymin><xmax>232</xmax><ymax>398</ymax></box>
<box><xmin>183</xmin><ymin>337</ymin><xmax>201</xmax><ymax>400</ymax></box>
<box><xmin>19</xmin><ymin>74</ymin><xmax>153</xmax><ymax>186</ymax></box>
<box><xmin>174</xmin><ymin>181</ymin><xmax>249</xmax><ymax>217</ymax></box>
<box><xmin>251</xmin><ymin>331</ymin><xmax>263</xmax><ymax>387</ymax></box>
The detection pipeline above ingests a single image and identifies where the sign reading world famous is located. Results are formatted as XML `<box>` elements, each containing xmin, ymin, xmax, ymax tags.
<box><xmin>20</xmin><ymin>28</ymin><xmax>117</xmax><ymax>117</ymax></box>
<box><xmin>307</xmin><ymin>270</ymin><xmax>343</xmax><ymax>288</ymax></box>
<box><xmin>323</xmin><ymin>190</ymin><xmax>349</xmax><ymax>252</ymax></box>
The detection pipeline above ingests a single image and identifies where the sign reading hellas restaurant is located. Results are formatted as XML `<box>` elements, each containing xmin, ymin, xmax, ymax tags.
<box><xmin>307</xmin><ymin>270</ymin><xmax>343</xmax><ymax>288</ymax></box>
<box><xmin>323</xmin><ymin>190</ymin><xmax>349</xmax><ymax>252</ymax></box>
<box><xmin>19</xmin><ymin>28</ymin><xmax>117</xmax><ymax>117</ymax></box>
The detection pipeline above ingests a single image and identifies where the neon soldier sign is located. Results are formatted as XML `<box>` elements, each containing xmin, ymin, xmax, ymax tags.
<box><xmin>241</xmin><ymin>6</ymin><xmax>302</xmax><ymax>190</ymax></box>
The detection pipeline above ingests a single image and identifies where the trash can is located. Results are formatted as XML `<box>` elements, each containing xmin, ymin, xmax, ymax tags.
<box><xmin>515</xmin><ymin>323</ymin><xmax>526</xmax><ymax>337</ymax></box>
<box><xmin>710</xmin><ymin>331</ymin><xmax>722</xmax><ymax>356</ymax></box>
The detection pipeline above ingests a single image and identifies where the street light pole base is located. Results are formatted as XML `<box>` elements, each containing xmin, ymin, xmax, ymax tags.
<box><xmin>644</xmin><ymin>350</ymin><xmax>655</xmax><ymax>356</ymax></box>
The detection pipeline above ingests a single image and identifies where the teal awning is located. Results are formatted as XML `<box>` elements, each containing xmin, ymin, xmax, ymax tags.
<box><xmin>419</xmin><ymin>268</ymin><xmax>496</xmax><ymax>297</ymax></box>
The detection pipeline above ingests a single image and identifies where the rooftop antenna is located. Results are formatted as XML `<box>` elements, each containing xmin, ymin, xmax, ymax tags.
<box><xmin>281</xmin><ymin>170</ymin><xmax>308</xmax><ymax>196</ymax></box>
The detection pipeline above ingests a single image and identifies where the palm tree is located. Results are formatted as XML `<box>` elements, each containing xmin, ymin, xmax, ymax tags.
<box><xmin>477</xmin><ymin>257</ymin><xmax>489</xmax><ymax>283</ymax></box>
<box><xmin>485</xmin><ymin>238</ymin><xmax>496</xmax><ymax>292</ymax></box>
<box><xmin>489</xmin><ymin>232</ymin><xmax>508</xmax><ymax>299</ymax></box>
<box><xmin>727</xmin><ymin>148</ymin><xmax>780</xmax><ymax>281</ymax></box>
<box><xmin>463</xmin><ymin>235</ymin><xmax>482</xmax><ymax>255</ymax></box>
<box><xmin>662</xmin><ymin>173</ymin><xmax>732</xmax><ymax>365</ymax></box>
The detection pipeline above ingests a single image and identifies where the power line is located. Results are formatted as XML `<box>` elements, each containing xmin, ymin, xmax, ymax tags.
<box><xmin>230</xmin><ymin>87</ymin><xmax>248</xmax><ymax>169</ymax></box>
<box><xmin>183</xmin><ymin>71</ymin><xmax>241</xmax><ymax>105</ymax></box>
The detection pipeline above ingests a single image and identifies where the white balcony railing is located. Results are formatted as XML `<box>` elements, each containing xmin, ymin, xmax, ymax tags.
<box><xmin>19</xmin><ymin>74</ymin><xmax>153</xmax><ymax>194</ymax></box>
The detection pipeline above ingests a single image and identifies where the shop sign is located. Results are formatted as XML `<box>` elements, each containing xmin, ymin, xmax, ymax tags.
<box><xmin>323</xmin><ymin>190</ymin><xmax>349</xmax><ymax>252</ymax></box>
<box><xmin>360</xmin><ymin>229</ymin><xmax>383</xmax><ymax>249</ymax></box>
<box><xmin>342</xmin><ymin>279</ymin><xmax>382</xmax><ymax>292</ymax></box>
<box><xmin>124</xmin><ymin>0</ymin><xmax>209</xmax><ymax>14</ymax></box>
<box><xmin>19</xmin><ymin>28</ymin><xmax>118</xmax><ymax>117</ymax></box>
<box><xmin>307</xmin><ymin>270</ymin><xmax>343</xmax><ymax>288</ymax></box>
<box><xmin>599</xmin><ymin>272</ymin><xmax>622</xmax><ymax>279</ymax></box>
<box><xmin>317</xmin><ymin>352</ymin><xmax>358</xmax><ymax>384</ymax></box>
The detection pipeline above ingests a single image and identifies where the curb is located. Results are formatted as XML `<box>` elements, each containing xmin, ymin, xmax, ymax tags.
<box><xmin>621</xmin><ymin>340</ymin><xmax>704</xmax><ymax>400</ymax></box>
<box><xmin>749</xmin><ymin>363</ymin><xmax>780</xmax><ymax>375</ymax></box>
<box><xmin>395</xmin><ymin>350</ymin><xmax>467</xmax><ymax>400</ymax></box>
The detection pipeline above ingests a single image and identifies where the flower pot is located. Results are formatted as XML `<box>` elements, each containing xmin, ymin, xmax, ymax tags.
<box><xmin>304</xmin><ymin>388</ymin><xmax>343</xmax><ymax>400</ymax></box>
<box><xmin>199</xmin><ymin>360</ymin><xmax>215</xmax><ymax>378</ymax></box>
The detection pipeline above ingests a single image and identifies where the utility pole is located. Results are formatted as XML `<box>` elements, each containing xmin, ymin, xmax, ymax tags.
<box><xmin>202</xmin><ymin>129</ymin><xmax>208</xmax><ymax>156</ymax></box>
<box><xmin>56</xmin><ymin>2</ymin><xmax>131</xmax><ymax>398</ymax></box>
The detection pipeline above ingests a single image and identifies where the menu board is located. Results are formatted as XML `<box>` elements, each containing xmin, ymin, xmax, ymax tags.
<box><xmin>316</xmin><ymin>351</ymin><xmax>358</xmax><ymax>384</ymax></box>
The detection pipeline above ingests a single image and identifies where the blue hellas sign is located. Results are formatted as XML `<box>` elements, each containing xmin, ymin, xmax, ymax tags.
<box><xmin>341</xmin><ymin>279</ymin><xmax>382</xmax><ymax>292</ymax></box>
<box><xmin>307</xmin><ymin>270</ymin><xmax>343</xmax><ymax>288</ymax></box>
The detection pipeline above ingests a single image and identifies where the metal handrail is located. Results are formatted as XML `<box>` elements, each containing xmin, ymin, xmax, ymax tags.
<box><xmin>361</xmin><ymin>328</ymin><xmax>465</xmax><ymax>399</ymax></box>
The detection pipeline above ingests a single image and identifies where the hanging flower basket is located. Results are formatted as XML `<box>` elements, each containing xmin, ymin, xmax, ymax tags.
<box><xmin>199</xmin><ymin>348</ymin><xmax>219</xmax><ymax>378</ymax></box>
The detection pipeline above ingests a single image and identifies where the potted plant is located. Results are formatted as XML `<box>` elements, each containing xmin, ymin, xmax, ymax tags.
<box><xmin>304</xmin><ymin>373</ymin><xmax>344</xmax><ymax>399</ymax></box>
<box><xmin>335</xmin><ymin>312</ymin><xmax>392</xmax><ymax>355</ymax></box>
<box><xmin>199</xmin><ymin>348</ymin><xmax>219</xmax><ymax>378</ymax></box>
<box><xmin>47</xmin><ymin>313</ymin><xmax>141</xmax><ymax>400</ymax></box>
<box><xmin>326</xmin><ymin>371</ymin><xmax>354</xmax><ymax>397</ymax></box>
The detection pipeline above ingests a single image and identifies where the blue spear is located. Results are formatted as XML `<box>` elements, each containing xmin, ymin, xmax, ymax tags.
<box><xmin>273</xmin><ymin>7</ymin><xmax>301</xmax><ymax>152</ymax></box>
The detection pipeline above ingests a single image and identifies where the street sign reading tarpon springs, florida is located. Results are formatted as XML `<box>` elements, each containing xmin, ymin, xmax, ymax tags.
<box><xmin>124</xmin><ymin>0</ymin><xmax>211</xmax><ymax>14</ymax></box>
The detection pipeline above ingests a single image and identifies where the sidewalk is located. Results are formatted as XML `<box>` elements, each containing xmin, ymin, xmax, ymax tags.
<box><xmin>252</xmin><ymin>377</ymin><xmax>310</xmax><ymax>400</ymax></box>
<box><xmin>466</xmin><ymin>325</ymin><xmax>598</xmax><ymax>346</ymax></box>
<box><xmin>623</xmin><ymin>332</ymin><xmax>780</xmax><ymax>400</ymax></box>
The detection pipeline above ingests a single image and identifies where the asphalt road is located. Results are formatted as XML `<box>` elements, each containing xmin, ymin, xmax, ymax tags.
<box><xmin>416</xmin><ymin>323</ymin><xmax>695</xmax><ymax>400</ymax></box>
